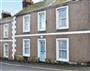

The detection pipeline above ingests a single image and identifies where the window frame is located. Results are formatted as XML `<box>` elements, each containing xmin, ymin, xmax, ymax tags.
<box><xmin>23</xmin><ymin>14</ymin><xmax>30</xmax><ymax>32</ymax></box>
<box><xmin>56</xmin><ymin>38</ymin><xmax>69</xmax><ymax>62</ymax></box>
<box><xmin>3</xmin><ymin>24</ymin><xmax>9</xmax><ymax>38</ymax></box>
<box><xmin>3</xmin><ymin>43</ymin><xmax>9</xmax><ymax>58</ymax></box>
<box><xmin>23</xmin><ymin>39</ymin><xmax>30</xmax><ymax>57</ymax></box>
<box><xmin>37</xmin><ymin>11</ymin><xmax>46</xmax><ymax>31</ymax></box>
<box><xmin>56</xmin><ymin>6</ymin><xmax>69</xmax><ymax>30</ymax></box>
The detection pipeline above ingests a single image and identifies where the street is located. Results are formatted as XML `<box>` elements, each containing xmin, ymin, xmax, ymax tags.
<box><xmin>0</xmin><ymin>62</ymin><xmax>69</xmax><ymax>71</ymax></box>
<box><xmin>0</xmin><ymin>62</ymin><xmax>90</xmax><ymax>71</ymax></box>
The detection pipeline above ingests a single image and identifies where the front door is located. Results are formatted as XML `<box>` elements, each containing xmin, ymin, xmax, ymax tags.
<box><xmin>38</xmin><ymin>39</ymin><xmax>46</xmax><ymax>62</ymax></box>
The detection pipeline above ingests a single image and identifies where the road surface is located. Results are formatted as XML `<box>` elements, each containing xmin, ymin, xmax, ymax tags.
<box><xmin>0</xmin><ymin>62</ymin><xmax>90</xmax><ymax>71</ymax></box>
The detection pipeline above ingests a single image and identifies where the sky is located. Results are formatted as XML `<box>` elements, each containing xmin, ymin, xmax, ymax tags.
<box><xmin>0</xmin><ymin>0</ymin><xmax>41</xmax><ymax>18</ymax></box>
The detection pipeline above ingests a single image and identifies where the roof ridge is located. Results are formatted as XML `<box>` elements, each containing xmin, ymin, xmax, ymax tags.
<box><xmin>16</xmin><ymin>0</ymin><xmax>67</xmax><ymax>16</ymax></box>
<box><xmin>48</xmin><ymin>0</ymin><xmax>56</xmax><ymax>6</ymax></box>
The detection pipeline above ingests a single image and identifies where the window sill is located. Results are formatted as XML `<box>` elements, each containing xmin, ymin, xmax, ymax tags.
<box><xmin>56</xmin><ymin>27</ymin><xmax>69</xmax><ymax>30</ymax></box>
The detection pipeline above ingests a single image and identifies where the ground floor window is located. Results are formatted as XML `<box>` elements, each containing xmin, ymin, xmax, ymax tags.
<box><xmin>56</xmin><ymin>38</ymin><xmax>69</xmax><ymax>62</ymax></box>
<box><xmin>23</xmin><ymin>39</ymin><xmax>30</xmax><ymax>57</ymax></box>
<box><xmin>3</xmin><ymin>43</ymin><xmax>9</xmax><ymax>58</ymax></box>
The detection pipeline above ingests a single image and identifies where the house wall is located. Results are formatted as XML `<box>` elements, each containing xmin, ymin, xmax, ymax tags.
<box><xmin>16</xmin><ymin>34</ymin><xmax>90</xmax><ymax>62</ymax></box>
<box><xmin>0</xmin><ymin>18</ymin><xmax>12</xmax><ymax>39</ymax></box>
<box><xmin>16</xmin><ymin>0</ymin><xmax>90</xmax><ymax>35</ymax></box>
<box><xmin>0</xmin><ymin>24</ymin><xmax>3</xmax><ymax>58</ymax></box>
<box><xmin>0</xmin><ymin>18</ymin><xmax>13</xmax><ymax>59</ymax></box>
<box><xmin>88</xmin><ymin>0</ymin><xmax>90</xmax><ymax>61</ymax></box>
<box><xmin>0</xmin><ymin>0</ymin><xmax>89</xmax><ymax>63</ymax></box>
<box><xmin>0</xmin><ymin>24</ymin><xmax>3</xmax><ymax>39</ymax></box>
<box><xmin>1</xmin><ymin>42</ymin><xmax>12</xmax><ymax>59</ymax></box>
<box><xmin>15</xmin><ymin>0</ymin><xmax>90</xmax><ymax>63</ymax></box>
<box><xmin>0</xmin><ymin>42</ymin><xmax>2</xmax><ymax>58</ymax></box>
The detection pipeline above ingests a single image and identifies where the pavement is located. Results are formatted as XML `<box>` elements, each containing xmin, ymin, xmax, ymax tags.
<box><xmin>0</xmin><ymin>61</ymin><xmax>90</xmax><ymax>71</ymax></box>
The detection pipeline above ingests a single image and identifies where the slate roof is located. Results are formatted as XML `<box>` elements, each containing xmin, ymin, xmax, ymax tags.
<box><xmin>16</xmin><ymin>0</ymin><xmax>68</xmax><ymax>16</ymax></box>
<box><xmin>0</xmin><ymin>17</ymin><xmax>13</xmax><ymax>24</ymax></box>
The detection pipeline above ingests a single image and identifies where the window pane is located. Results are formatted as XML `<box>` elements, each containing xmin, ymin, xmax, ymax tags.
<box><xmin>5</xmin><ymin>50</ymin><xmax>8</xmax><ymax>56</ymax></box>
<box><xmin>59</xmin><ymin>18</ymin><xmax>66</xmax><ymax>27</ymax></box>
<box><xmin>4</xmin><ymin>25</ymin><xmax>9</xmax><ymax>31</ymax></box>
<box><xmin>59</xmin><ymin>40</ymin><xmax>67</xmax><ymax>50</ymax></box>
<box><xmin>59</xmin><ymin>50</ymin><xmax>67</xmax><ymax>59</ymax></box>
<box><xmin>57</xmin><ymin>7</ymin><xmax>68</xmax><ymax>29</ymax></box>
<box><xmin>39</xmin><ymin>12</ymin><xmax>45</xmax><ymax>30</ymax></box>
<box><xmin>24</xmin><ymin>40</ymin><xmax>30</xmax><ymax>54</ymax></box>
<box><xmin>5</xmin><ymin>32</ymin><xmax>8</xmax><ymax>37</ymax></box>
<box><xmin>25</xmin><ymin>48</ymin><xmax>29</xmax><ymax>54</ymax></box>
<box><xmin>24</xmin><ymin>15</ymin><xmax>30</xmax><ymax>32</ymax></box>
<box><xmin>4</xmin><ymin>24</ymin><xmax>9</xmax><ymax>38</ymax></box>
<box><xmin>4</xmin><ymin>44</ymin><xmax>8</xmax><ymax>57</ymax></box>
<box><xmin>25</xmin><ymin>16</ymin><xmax>29</xmax><ymax>30</ymax></box>
<box><xmin>40</xmin><ymin>13</ymin><xmax>44</xmax><ymax>29</ymax></box>
<box><xmin>58</xmin><ymin>8</ymin><xmax>66</xmax><ymax>18</ymax></box>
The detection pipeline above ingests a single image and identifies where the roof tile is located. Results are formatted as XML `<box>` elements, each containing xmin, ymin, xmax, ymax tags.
<box><xmin>16</xmin><ymin>0</ymin><xmax>67</xmax><ymax>16</ymax></box>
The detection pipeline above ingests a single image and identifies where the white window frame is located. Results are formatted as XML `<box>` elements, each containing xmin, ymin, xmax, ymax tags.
<box><xmin>56</xmin><ymin>38</ymin><xmax>69</xmax><ymax>62</ymax></box>
<box><xmin>23</xmin><ymin>14</ymin><xmax>30</xmax><ymax>32</ymax></box>
<box><xmin>56</xmin><ymin>6</ymin><xmax>69</xmax><ymax>30</ymax></box>
<box><xmin>3</xmin><ymin>24</ymin><xmax>9</xmax><ymax>38</ymax></box>
<box><xmin>23</xmin><ymin>39</ymin><xmax>30</xmax><ymax>57</ymax></box>
<box><xmin>3</xmin><ymin>43</ymin><xmax>9</xmax><ymax>58</ymax></box>
<box><xmin>37</xmin><ymin>11</ymin><xmax>46</xmax><ymax>31</ymax></box>
<box><xmin>37</xmin><ymin>39</ymin><xmax>46</xmax><ymax>59</ymax></box>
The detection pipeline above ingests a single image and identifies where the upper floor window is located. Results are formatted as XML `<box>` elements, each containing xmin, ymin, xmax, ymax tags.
<box><xmin>3</xmin><ymin>24</ymin><xmax>9</xmax><ymax>38</ymax></box>
<box><xmin>38</xmin><ymin>11</ymin><xmax>46</xmax><ymax>31</ymax></box>
<box><xmin>56</xmin><ymin>6</ymin><xmax>69</xmax><ymax>30</ymax></box>
<box><xmin>23</xmin><ymin>15</ymin><xmax>30</xmax><ymax>32</ymax></box>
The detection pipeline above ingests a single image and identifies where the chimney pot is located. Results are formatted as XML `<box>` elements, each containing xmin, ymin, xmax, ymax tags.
<box><xmin>1</xmin><ymin>11</ymin><xmax>11</xmax><ymax>18</ymax></box>
<box><xmin>22</xmin><ymin>0</ymin><xmax>33</xmax><ymax>8</ymax></box>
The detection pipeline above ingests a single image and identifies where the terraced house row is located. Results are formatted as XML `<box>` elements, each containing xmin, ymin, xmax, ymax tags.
<box><xmin>0</xmin><ymin>0</ymin><xmax>90</xmax><ymax>64</ymax></box>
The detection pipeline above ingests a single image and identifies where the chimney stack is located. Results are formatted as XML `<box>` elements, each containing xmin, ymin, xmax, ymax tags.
<box><xmin>22</xmin><ymin>0</ymin><xmax>33</xmax><ymax>8</ymax></box>
<box><xmin>1</xmin><ymin>11</ymin><xmax>11</xmax><ymax>18</ymax></box>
